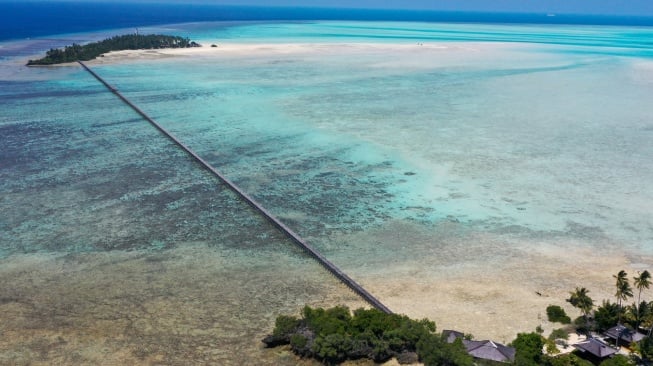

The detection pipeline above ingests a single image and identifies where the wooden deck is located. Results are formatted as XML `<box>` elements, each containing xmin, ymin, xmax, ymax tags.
<box><xmin>78</xmin><ymin>61</ymin><xmax>392</xmax><ymax>314</ymax></box>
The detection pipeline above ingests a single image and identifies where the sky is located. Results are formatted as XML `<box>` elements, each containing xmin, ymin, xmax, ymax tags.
<box><xmin>81</xmin><ymin>0</ymin><xmax>653</xmax><ymax>16</ymax></box>
<box><xmin>6</xmin><ymin>0</ymin><xmax>653</xmax><ymax>16</ymax></box>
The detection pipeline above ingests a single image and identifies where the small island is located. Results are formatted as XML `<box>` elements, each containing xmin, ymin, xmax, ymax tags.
<box><xmin>262</xmin><ymin>305</ymin><xmax>461</xmax><ymax>365</ymax></box>
<box><xmin>26</xmin><ymin>34</ymin><xmax>200</xmax><ymax>65</ymax></box>
<box><xmin>265</xmin><ymin>270</ymin><xmax>653</xmax><ymax>365</ymax></box>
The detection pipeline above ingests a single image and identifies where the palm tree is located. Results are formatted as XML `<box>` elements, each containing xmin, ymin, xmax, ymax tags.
<box><xmin>634</xmin><ymin>270</ymin><xmax>652</xmax><ymax>329</ymax></box>
<box><xmin>568</xmin><ymin>287</ymin><xmax>594</xmax><ymax>336</ymax></box>
<box><xmin>614</xmin><ymin>270</ymin><xmax>633</xmax><ymax>323</ymax></box>
<box><xmin>643</xmin><ymin>302</ymin><xmax>653</xmax><ymax>337</ymax></box>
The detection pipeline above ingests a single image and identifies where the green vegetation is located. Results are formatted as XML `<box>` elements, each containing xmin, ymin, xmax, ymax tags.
<box><xmin>509</xmin><ymin>331</ymin><xmax>603</xmax><ymax>366</ymax></box>
<box><xmin>634</xmin><ymin>270</ymin><xmax>651</xmax><ymax>328</ymax></box>
<box><xmin>541</xmin><ymin>270</ymin><xmax>653</xmax><ymax>364</ymax></box>
<box><xmin>562</xmin><ymin>271</ymin><xmax>653</xmax><ymax>336</ymax></box>
<box><xmin>593</xmin><ymin>300</ymin><xmax>620</xmax><ymax>332</ymax></box>
<box><xmin>263</xmin><ymin>305</ymin><xmax>472</xmax><ymax>365</ymax></box>
<box><xmin>548</xmin><ymin>328</ymin><xmax>569</xmax><ymax>341</ymax></box>
<box><xmin>599</xmin><ymin>354</ymin><xmax>635</xmax><ymax>366</ymax></box>
<box><xmin>265</xmin><ymin>268</ymin><xmax>653</xmax><ymax>365</ymax></box>
<box><xmin>614</xmin><ymin>270</ymin><xmax>634</xmax><ymax>323</ymax></box>
<box><xmin>417</xmin><ymin>337</ymin><xmax>473</xmax><ymax>366</ymax></box>
<box><xmin>26</xmin><ymin>34</ymin><xmax>200</xmax><ymax>65</ymax></box>
<box><xmin>567</xmin><ymin>287</ymin><xmax>594</xmax><ymax>335</ymax></box>
<box><xmin>547</xmin><ymin>305</ymin><xmax>572</xmax><ymax>324</ymax></box>
<box><xmin>546</xmin><ymin>329</ymin><xmax>569</xmax><ymax>356</ymax></box>
<box><xmin>273</xmin><ymin>315</ymin><xmax>300</xmax><ymax>337</ymax></box>
<box><xmin>511</xmin><ymin>332</ymin><xmax>546</xmax><ymax>366</ymax></box>
<box><xmin>639</xmin><ymin>336</ymin><xmax>653</xmax><ymax>359</ymax></box>
<box><xmin>547</xmin><ymin>353</ymin><xmax>594</xmax><ymax>366</ymax></box>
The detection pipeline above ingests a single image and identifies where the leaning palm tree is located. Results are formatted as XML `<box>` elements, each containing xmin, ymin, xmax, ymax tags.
<box><xmin>614</xmin><ymin>270</ymin><xmax>634</xmax><ymax>323</ymax></box>
<box><xmin>634</xmin><ymin>270</ymin><xmax>652</xmax><ymax>329</ymax></box>
<box><xmin>568</xmin><ymin>287</ymin><xmax>594</xmax><ymax>336</ymax></box>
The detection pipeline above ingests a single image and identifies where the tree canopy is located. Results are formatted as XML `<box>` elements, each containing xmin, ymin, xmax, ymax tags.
<box><xmin>511</xmin><ymin>332</ymin><xmax>546</xmax><ymax>366</ymax></box>
<box><xmin>263</xmin><ymin>305</ymin><xmax>473</xmax><ymax>365</ymax></box>
<box><xmin>547</xmin><ymin>305</ymin><xmax>572</xmax><ymax>324</ymax></box>
<box><xmin>634</xmin><ymin>271</ymin><xmax>652</xmax><ymax>327</ymax></box>
<box><xmin>614</xmin><ymin>270</ymin><xmax>634</xmax><ymax>307</ymax></box>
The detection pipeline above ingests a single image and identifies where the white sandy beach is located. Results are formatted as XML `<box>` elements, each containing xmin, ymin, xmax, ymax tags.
<box><xmin>367</xmin><ymin>245</ymin><xmax>637</xmax><ymax>343</ymax></box>
<box><xmin>79</xmin><ymin>41</ymin><xmax>501</xmax><ymax>66</ymax></box>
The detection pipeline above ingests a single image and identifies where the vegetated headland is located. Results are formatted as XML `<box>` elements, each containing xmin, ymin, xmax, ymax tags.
<box><xmin>26</xmin><ymin>34</ymin><xmax>200</xmax><ymax>65</ymax></box>
<box><xmin>265</xmin><ymin>270</ymin><xmax>653</xmax><ymax>366</ymax></box>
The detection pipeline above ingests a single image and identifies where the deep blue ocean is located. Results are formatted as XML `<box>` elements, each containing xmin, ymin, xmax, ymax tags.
<box><xmin>1</xmin><ymin>1</ymin><xmax>653</xmax><ymax>42</ymax></box>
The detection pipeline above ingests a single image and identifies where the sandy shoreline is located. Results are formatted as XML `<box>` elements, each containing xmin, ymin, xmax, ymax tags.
<box><xmin>42</xmin><ymin>40</ymin><xmax>492</xmax><ymax>67</ymax></box>
<box><xmin>364</xmin><ymin>247</ymin><xmax>635</xmax><ymax>344</ymax></box>
<box><xmin>328</xmin><ymin>221</ymin><xmax>651</xmax><ymax>344</ymax></box>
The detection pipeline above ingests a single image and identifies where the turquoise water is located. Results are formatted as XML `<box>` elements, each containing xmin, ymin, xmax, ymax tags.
<box><xmin>0</xmin><ymin>49</ymin><xmax>366</xmax><ymax>363</ymax></box>
<box><xmin>87</xmin><ymin>22</ymin><xmax>653</xmax><ymax>251</ymax></box>
<box><xmin>2</xmin><ymin>21</ymin><xmax>653</xmax><ymax>362</ymax></box>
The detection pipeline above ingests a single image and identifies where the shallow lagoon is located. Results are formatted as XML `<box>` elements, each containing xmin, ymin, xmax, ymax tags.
<box><xmin>1</xmin><ymin>21</ymin><xmax>653</xmax><ymax>363</ymax></box>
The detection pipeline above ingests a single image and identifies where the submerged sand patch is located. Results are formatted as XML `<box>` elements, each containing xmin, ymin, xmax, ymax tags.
<box><xmin>326</xmin><ymin>220</ymin><xmax>651</xmax><ymax>343</ymax></box>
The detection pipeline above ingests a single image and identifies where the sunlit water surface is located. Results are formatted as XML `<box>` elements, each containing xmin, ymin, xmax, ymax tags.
<box><xmin>2</xmin><ymin>21</ymin><xmax>653</xmax><ymax>363</ymax></box>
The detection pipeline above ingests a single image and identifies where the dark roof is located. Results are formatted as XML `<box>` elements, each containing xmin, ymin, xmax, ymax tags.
<box><xmin>463</xmin><ymin>339</ymin><xmax>516</xmax><ymax>363</ymax></box>
<box><xmin>573</xmin><ymin>338</ymin><xmax>618</xmax><ymax>358</ymax></box>
<box><xmin>605</xmin><ymin>324</ymin><xmax>645</xmax><ymax>344</ymax></box>
<box><xmin>443</xmin><ymin>329</ymin><xmax>465</xmax><ymax>344</ymax></box>
<box><xmin>441</xmin><ymin>330</ymin><xmax>515</xmax><ymax>363</ymax></box>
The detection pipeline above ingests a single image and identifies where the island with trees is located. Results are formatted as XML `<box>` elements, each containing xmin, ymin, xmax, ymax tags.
<box><xmin>262</xmin><ymin>305</ymin><xmax>473</xmax><ymax>365</ymax></box>
<box><xmin>26</xmin><ymin>34</ymin><xmax>200</xmax><ymax>65</ymax></box>
<box><xmin>264</xmin><ymin>270</ymin><xmax>653</xmax><ymax>365</ymax></box>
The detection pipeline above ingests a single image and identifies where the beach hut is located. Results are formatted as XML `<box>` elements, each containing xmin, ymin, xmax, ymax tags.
<box><xmin>573</xmin><ymin>338</ymin><xmax>618</xmax><ymax>362</ymax></box>
<box><xmin>443</xmin><ymin>330</ymin><xmax>516</xmax><ymax>363</ymax></box>
<box><xmin>604</xmin><ymin>324</ymin><xmax>645</xmax><ymax>346</ymax></box>
<box><xmin>442</xmin><ymin>329</ymin><xmax>465</xmax><ymax>344</ymax></box>
<box><xmin>463</xmin><ymin>340</ymin><xmax>516</xmax><ymax>363</ymax></box>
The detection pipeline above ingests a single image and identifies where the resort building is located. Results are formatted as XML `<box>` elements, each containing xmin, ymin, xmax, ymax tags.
<box><xmin>443</xmin><ymin>330</ymin><xmax>516</xmax><ymax>363</ymax></box>
<box><xmin>604</xmin><ymin>324</ymin><xmax>645</xmax><ymax>347</ymax></box>
<box><xmin>573</xmin><ymin>338</ymin><xmax>619</xmax><ymax>363</ymax></box>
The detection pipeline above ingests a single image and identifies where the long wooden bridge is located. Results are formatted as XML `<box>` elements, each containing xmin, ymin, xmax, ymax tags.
<box><xmin>78</xmin><ymin>61</ymin><xmax>392</xmax><ymax>314</ymax></box>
